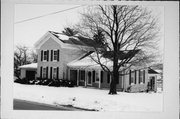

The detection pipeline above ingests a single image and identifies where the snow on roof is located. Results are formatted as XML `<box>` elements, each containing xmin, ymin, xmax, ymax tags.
<box><xmin>67</xmin><ymin>52</ymin><xmax>113</xmax><ymax>70</ymax></box>
<box><xmin>19</xmin><ymin>63</ymin><xmax>37</xmax><ymax>69</ymax></box>
<box><xmin>49</xmin><ymin>31</ymin><xmax>102</xmax><ymax>48</ymax></box>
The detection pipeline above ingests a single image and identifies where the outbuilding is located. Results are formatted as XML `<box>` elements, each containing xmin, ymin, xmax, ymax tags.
<box><xmin>19</xmin><ymin>63</ymin><xmax>37</xmax><ymax>80</ymax></box>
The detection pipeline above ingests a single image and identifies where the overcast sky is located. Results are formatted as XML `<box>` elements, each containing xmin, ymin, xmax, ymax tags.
<box><xmin>14</xmin><ymin>4</ymin><xmax>164</xmax><ymax>54</ymax></box>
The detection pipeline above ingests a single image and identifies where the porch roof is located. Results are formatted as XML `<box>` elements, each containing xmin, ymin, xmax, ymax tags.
<box><xmin>67</xmin><ymin>53</ymin><xmax>113</xmax><ymax>70</ymax></box>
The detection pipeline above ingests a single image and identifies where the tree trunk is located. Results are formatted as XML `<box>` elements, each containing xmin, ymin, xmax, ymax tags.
<box><xmin>109</xmin><ymin>75</ymin><xmax>117</xmax><ymax>94</ymax></box>
<box><xmin>109</xmin><ymin>62</ymin><xmax>119</xmax><ymax>95</ymax></box>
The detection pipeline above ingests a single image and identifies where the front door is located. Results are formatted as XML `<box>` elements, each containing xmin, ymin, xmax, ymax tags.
<box><xmin>87</xmin><ymin>71</ymin><xmax>92</xmax><ymax>85</ymax></box>
<box><xmin>149</xmin><ymin>76</ymin><xmax>155</xmax><ymax>91</ymax></box>
<box><xmin>70</xmin><ymin>70</ymin><xmax>77</xmax><ymax>85</ymax></box>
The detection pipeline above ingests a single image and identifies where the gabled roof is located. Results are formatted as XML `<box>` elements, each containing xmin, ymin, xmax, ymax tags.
<box><xmin>67</xmin><ymin>50</ymin><xmax>140</xmax><ymax>70</ymax></box>
<box><xmin>49</xmin><ymin>31</ymin><xmax>102</xmax><ymax>48</ymax></box>
<box><xmin>35</xmin><ymin>31</ymin><xmax>102</xmax><ymax>49</ymax></box>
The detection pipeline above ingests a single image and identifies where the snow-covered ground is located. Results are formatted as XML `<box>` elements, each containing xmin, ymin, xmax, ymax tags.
<box><xmin>14</xmin><ymin>83</ymin><xmax>163</xmax><ymax>112</ymax></box>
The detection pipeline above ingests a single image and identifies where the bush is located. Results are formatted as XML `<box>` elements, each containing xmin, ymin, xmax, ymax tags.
<box><xmin>14</xmin><ymin>78</ymin><xmax>30</xmax><ymax>84</ymax></box>
<box><xmin>48</xmin><ymin>80</ymin><xmax>61</xmax><ymax>87</ymax></box>
<box><xmin>15</xmin><ymin>77</ymin><xmax>77</xmax><ymax>88</ymax></box>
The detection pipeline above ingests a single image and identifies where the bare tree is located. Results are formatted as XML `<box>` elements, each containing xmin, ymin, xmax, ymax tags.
<box><xmin>62</xmin><ymin>27</ymin><xmax>79</xmax><ymax>36</ymax></box>
<box><xmin>14</xmin><ymin>45</ymin><xmax>31</xmax><ymax>79</ymax></box>
<box><xmin>75</xmin><ymin>5</ymin><xmax>160</xmax><ymax>94</ymax></box>
<box><xmin>30</xmin><ymin>50</ymin><xmax>38</xmax><ymax>63</ymax></box>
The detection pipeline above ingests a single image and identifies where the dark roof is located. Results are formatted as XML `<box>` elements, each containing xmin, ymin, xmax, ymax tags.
<box><xmin>49</xmin><ymin>31</ymin><xmax>101</xmax><ymax>48</ymax></box>
<box><xmin>148</xmin><ymin>68</ymin><xmax>159</xmax><ymax>74</ymax></box>
<box><xmin>102</xmin><ymin>50</ymin><xmax>140</xmax><ymax>60</ymax></box>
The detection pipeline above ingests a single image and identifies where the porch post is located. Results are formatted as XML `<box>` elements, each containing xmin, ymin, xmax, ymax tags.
<box><xmin>98</xmin><ymin>69</ymin><xmax>101</xmax><ymax>89</ymax></box>
<box><xmin>155</xmin><ymin>75</ymin><xmax>157</xmax><ymax>92</ymax></box>
<box><xmin>77</xmin><ymin>69</ymin><xmax>79</xmax><ymax>86</ymax></box>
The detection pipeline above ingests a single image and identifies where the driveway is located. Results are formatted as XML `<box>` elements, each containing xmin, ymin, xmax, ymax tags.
<box><xmin>13</xmin><ymin>99</ymin><xmax>84</xmax><ymax>111</ymax></box>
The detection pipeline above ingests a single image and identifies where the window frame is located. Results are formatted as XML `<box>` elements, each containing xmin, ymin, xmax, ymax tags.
<box><xmin>130</xmin><ymin>70</ymin><xmax>135</xmax><ymax>85</ymax></box>
<box><xmin>42</xmin><ymin>67</ymin><xmax>46</xmax><ymax>78</ymax></box>
<box><xmin>43</xmin><ymin>50</ymin><xmax>48</xmax><ymax>62</ymax></box>
<box><xmin>79</xmin><ymin>70</ymin><xmax>85</xmax><ymax>81</ymax></box>
<box><xmin>52</xmin><ymin>67</ymin><xmax>57</xmax><ymax>79</ymax></box>
<box><xmin>95</xmin><ymin>70</ymin><xmax>100</xmax><ymax>83</ymax></box>
<box><xmin>53</xmin><ymin>49</ymin><xmax>58</xmax><ymax>61</ymax></box>
<box><xmin>139</xmin><ymin>70</ymin><xmax>144</xmax><ymax>84</ymax></box>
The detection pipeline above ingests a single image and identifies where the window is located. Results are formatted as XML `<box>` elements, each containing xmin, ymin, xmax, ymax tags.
<box><xmin>79</xmin><ymin>70</ymin><xmax>85</xmax><ymax>81</ymax></box>
<box><xmin>107</xmin><ymin>73</ymin><xmax>110</xmax><ymax>83</ymax></box>
<box><xmin>53</xmin><ymin>68</ymin><xmax>57</xmax><ymax>79</ymax></box>
<box><xmin>43</xmin><ymin>51</ymin><xmax>47</xmax><ymax>61</ymax></box>
<box><xmin>92</xmin><ymin>71</ymin><xmax>95</xmax><ymax>82</ymax></box>
<box><xmin>139</xmin><ymin>70</ymin><xmax>143</xmax><ymax>83</ymax></box>
<box><xmin>118</xmin><ymin>72</ymin><xmax>123</xmax><ymax>84</ymax></box>
<box><xmin>95</xmin><ymin>71</ymin><xmax>99</xmax><ymax>82</ymax></box>
<box><xmin>101</xmin><ymin>71</ymin><xmax>103</xmax><ymax>83</ymax></box>
<box><xmin>53</xmin><ymin>50</ymin><xmax>58</xmax><ymax>61</ymax></box>
<box><xmin>42</xmin><ymin>68</ymin><xmax>46</xmax><ymax>78</ymax></box>
<box><xmin>130</xmin><ymin>71</ymin><xmax>135</xmax><ymax>84</ymax></box>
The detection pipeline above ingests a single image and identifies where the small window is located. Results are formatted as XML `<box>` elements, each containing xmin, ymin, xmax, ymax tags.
<box><xmin>79</xmin><ymin>70</ymin><xmax>85</xmax><ymax>81</ymax></box>
<box><xmin>92</xmin><ymin>70</ymin><xmax>95</xmax><ymax>82</ymax></box>
<box><xmin>42</xmin><ymin>68</ymin><xmax>46</xmax><ymax>78</ymax></box>
<box><xmin>95</xmin><ymin>71</ymin><xmax>99</xmax><ymax>82</ymax></box>
<box><xmin>53</xmin><ymin>50</ymin><xmax>58</xmax><ymax>61</ymax></box>
<box><xmin>43</xmin><ymin>51</ymin><xmax>47</xmax><ymax>61</ymax></box>
<box><xmin>131</xmin><ymin>71</ymin><xmax>135</xmax><ymax>84</ymax></box>
<box><xmin>139</xmin><ymin>70</ymin><xmax>143</xmax><ymax>83</ymax></box>
<box><xmin>107</xmin><ymin>73</ymin><xmax>110</xmax><ymax>83</ymax></box>
<box><xmin>53</xmin><ymin>68</ymin><xmax>57</xmax><ymax>79</ymax></box>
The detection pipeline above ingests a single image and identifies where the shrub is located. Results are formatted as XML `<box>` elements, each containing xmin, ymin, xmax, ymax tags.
<box><xmin>48</xmin><ymin>80</ymin><xmax>61</xmax><ymax>87</ymax></box>
<box><xmin>14</xmin><ymin>78</ymin><xmax>30</xmax><ymax>84</ymax></box>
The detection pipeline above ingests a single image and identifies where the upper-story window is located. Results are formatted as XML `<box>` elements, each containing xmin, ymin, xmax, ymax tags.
<box><xmin>41</xmin><ymin>50</ymin><xmax>49</xmax><ymax>62</ymax></box>
<box><xmin>53</xmin><ymin>50</ymin><xmax>58</xmax><ymax>61</ymax></box>
<box><xmin>51</xmin><ymin>49</ymin><xmax>59</xmax><ymax>61</ymax></box>
<box><xmin>44</xmin><ymin>51</ymin><xmax>47</xmax><ymax>61</ymax></box>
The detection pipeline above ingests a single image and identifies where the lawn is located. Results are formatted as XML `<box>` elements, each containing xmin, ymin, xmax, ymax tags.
<box><xmin>14</xmin><ymin>83</ymin><xmax>163</xmax><ymax>112</ymax></box>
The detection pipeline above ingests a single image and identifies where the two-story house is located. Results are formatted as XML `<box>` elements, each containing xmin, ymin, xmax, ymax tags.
<box><xmin>18</xmin><ymin>31</ymin><xmax>160</xmax><ymax>92</ymax></box>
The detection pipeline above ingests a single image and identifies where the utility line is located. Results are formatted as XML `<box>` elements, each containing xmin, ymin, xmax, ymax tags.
<box><xmin>15</xmin><ymin>5</ymin><xmax>85</xmax><ymax>24</ymax></box>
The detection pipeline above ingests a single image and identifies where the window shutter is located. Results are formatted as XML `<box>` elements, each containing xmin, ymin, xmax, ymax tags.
<box><xmin>41</xmin><ymin>50</ymin><xmax>43</xmax><ymax>61</ymax></box>
<box><xmin>135</xmin><ymin>70</ymin><xmax>136</xmax><ymax>84</ymax></box>
<box><xmin>92</xmin><ymin>71</ymin><xmax>95</xmax><ymax>82</ymax></box>
<box><xmin>51</xmin><ymin>50</ymin><xmax>53</xmax><ymax>61</ymax></box>
<box><xmin>57</xmin><ymin>50</ymin><xmax>59</xmax><ymax>61</ymax></box>
<box><xmin>40</xmin><ymin>66</ymin><xmax>42</xmax><ymax>78</ymax></box>
<box><xmin>143</xmin><ymin>70</ymin><xmax>145</xmax><ymax>83</ymax></box>
<box><xmin>50</xmin><ymin>67</ymin><xmax>52</xmax><ymax>79</ymax></box>
<box><xmin>129</xmin><ymin>70</ymin><xmax>131</xmax><ymax>85</ymax></box>
<box><xmin>101</xmin><ymin>71</ymin><xmax>103</xmax><ymax>83</ymax></box>
<box><xmin>46</xmin><ymin>67</ymin><xmax>48</xmax><ymax>79</ymax></box>
<box><xmin>47</xmin><ymin>50</ymin><xmax>49</xmax><ymax>61</ymax></box>
<box><xmin>56</xmin><ymin>67</ymin><xmax>59</xmax><ymax>79</ymax></box>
